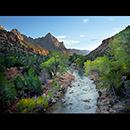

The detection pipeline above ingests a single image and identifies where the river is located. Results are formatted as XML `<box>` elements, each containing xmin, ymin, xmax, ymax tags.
<box><xmin>45</xmin><ymin>68</ymin><xmax>99</xmax><ymax>113</ymax></box>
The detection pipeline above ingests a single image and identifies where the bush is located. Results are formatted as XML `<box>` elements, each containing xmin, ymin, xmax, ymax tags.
<box><xmin>17</xmin><ymin>95</ymin><xmax>49</xmax><ymax>113</ymax></box>
<box><xmin>24</xmin><ymin>67</ymin><xmax>42</xmax><ymax>95</ymax></box>
<box><xmin>17</xmin><ymin>97</ymin><xmax>35</xmax><ymax>113</ymax></box>
<box><xmin>6</xmin><ymin>56</ymin><xmax>16</xmax><ymax>68</ymax></box>
<box><xmin>14</xmin><ymin>75</ymin><xmax>25</xmax><ymax>91</ymax></box>
<box><xmin>0</xmin><ymin>72</ymin><xmax>17</xmax><ymax>110</ymax></box>
<box><xmin>109</xmin><ymin>100</ymin><xmax>115</xmax><ymax>106</ymax></box>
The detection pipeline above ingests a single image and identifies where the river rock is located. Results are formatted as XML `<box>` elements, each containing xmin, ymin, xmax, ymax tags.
<box><xmin>52</xmin><ymin>98</ymin><xmax>57</xmax><ymax>103</ymax></box>
<box><xmin>84</xmin><ymin>105</ymin><xmax>91</xmax><ymax>109</ymax></box>
<box><xmin>69</xmin><ymin>90</ymin><xmax>74</xmax><ymax>94</ymax></box>
<box><xmin>69</xmin><ymin>85</ymin><xmax>73</xmax><ymax>88</ymax></box>
<box><xmin>81</xmin><ymin>99</ymin><xmax>90</xmax><ymax>102</ymax></box>
<box><xmin>69</xmin><ymin>102</ymin><xmax>73</xmax><ymax>105</ymax></box>
<box><xmin>62</xmin><ymin>98</ymin><xmax>66</xmax><ymax>103</ymax></box>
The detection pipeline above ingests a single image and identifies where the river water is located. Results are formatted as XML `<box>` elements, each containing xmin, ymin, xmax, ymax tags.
<box><xmin>45</xmin><ymin>68</ymin><xmax>99</xmax><ymax>113</ymax></box>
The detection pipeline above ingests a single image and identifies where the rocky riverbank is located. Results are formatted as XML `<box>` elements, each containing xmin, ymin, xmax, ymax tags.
<box><xmin>45</xmin><ymin>68</ymin><xmax>99</xmax><ymax>113</ymax></box>
<box><xmin>43</xmin><ymin>72</ymin><xmax>75</xmax><ymax>110</ymax></box>
<box><xmin>87</xmin><ymin>73</ymin><xmax>124</xmax><ymax>113</ymax></box>
<box><xmin>3</xmin><ymin>72</ymin><xmax>75</xmax><ymax>114</ymax></box>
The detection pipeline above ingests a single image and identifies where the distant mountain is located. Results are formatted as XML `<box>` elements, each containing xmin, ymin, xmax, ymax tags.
<box><xmin>69</xmin><ymin>48</ymin><xmax>90</xmax><ymax>55</ymax></box>
<box><xmin>11</xmin><ymin>29</ymin><xmax>73</xmax><ymax>54</ymax></box>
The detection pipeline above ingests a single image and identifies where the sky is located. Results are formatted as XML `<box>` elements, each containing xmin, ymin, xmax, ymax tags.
<box><xmin>0</xmin><ymin>16</ymin><xmax>130</xmax><ymax>51</ymax></box>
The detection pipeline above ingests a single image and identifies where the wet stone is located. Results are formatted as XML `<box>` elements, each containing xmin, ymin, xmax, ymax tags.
<box><xmin>81</xmin><ymin>99</ymin><xmax>91</xmax><ymax>102</ymax></box>
<box><xmin>69</xmin><ymin>102</ymin><xmax>73</xmax><ymax>105</ymax></box>
<box><xmin>84</xmin><ymin>105</ymin><xmax>91</xmax><ymax>109</ymax></box>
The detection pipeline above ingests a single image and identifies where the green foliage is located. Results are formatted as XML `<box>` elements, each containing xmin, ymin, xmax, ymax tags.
<box><xmin>17</xmin><ymin>97</ymin><xmax>35</xmax><ymax>113</ymax></box>
<box><xmin>84</xmin><ymin>27</ymin><xmax>130</xmax><ymax>100</ymax></box>
<box><xmin>52</xmin><ymin>76</ymin><xmax>59</xmax><ymax>87</ymax></box>
<box><xmin>14</xmin><ymin>75</ymin><xmax>25</xmax><ymax>91</ymax></box>
<box><xmin>24</xmin><ymin>67</ymin><xmax>42</xmax><ymax>95</ymax></box>
<box><xmin>124</xmin><ymin>106</ymin><xmax>130</xmax><ymax>112</ymax></box>
<box><xmin>22</xmin><ymin>53</ymin><xmax>44</xmax><ymax>73</ymax></box>
<box><xmin>109</xmin><ymin>100</ymin><xmax>115</xmax><ymax>106</ymax></box>
<box><xmin>75</xmin><ymin>55</ymin><xmax>85</xmax><ymax>68</ymax></box>
<box><xmin>0</xmin><ymin>72</ymin><xmax>17</xmax><ymax>109</ymax></box>
<box><xmin>41</xmin><ymin>50</ymin><xmax>69</xmax><ymax>77</ymax></box>
<box><xmin>84</xmin><ymin>55</ymin><xmax>112</xmax><ymax>77</ymax></box>
<box><xmin>69</xmin><ymin>53</ymin><xmax>80</xmax><ymax>63</ymax></box>
<box><xmin>17</xmin><ymin>93</ymin><xmax>52</xmax><ymax>113</ymax></box>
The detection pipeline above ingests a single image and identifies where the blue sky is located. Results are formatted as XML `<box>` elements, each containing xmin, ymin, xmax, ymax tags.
<box><xmin>0</xmin><ymin>16</ymin><xmax>130</xmax><ymax>51</ymax></box>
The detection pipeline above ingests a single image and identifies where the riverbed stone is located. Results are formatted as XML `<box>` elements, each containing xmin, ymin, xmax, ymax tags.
<box><xmin>69</xmin><ymin>90</ymin><xmax>74</xmax><ymax>94</ymax></box>
<box><xmin>62</xmin><ymin>98</ymin><xmax>66</xmax><ymax>103</ymax></box>
<box><xmin>84</xmin><ymin>105</ymin><xmax>91</xmax><ymax>109</ymax></box>
<box><xmin>81</xmin><ymin>99</ymin><xmax>90</xmax><ymax>102</ymax></box>
<box><xmin>69</xmin><ymin>102</ymin><xmax>73</xmax><ymax>105</ymax></box>
<box><xmin>52</xmin><ymin>98</ymin><xmax>57</xmax><ymax>103</ymax></box>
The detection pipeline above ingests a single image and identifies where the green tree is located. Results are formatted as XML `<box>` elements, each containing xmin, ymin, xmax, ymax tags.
<box><xmin>75</xmin><ymin>55</ymin><xmax>85</xmax><ymax>68</ymax></box>
<box><xmin>41</xmin><ymin>50</ymin><xmax>69</xmax><ymax>77</ymax></box>
<box><xmin>69</xmin><ymin>53</ymin><xmax>79</xmax><ymax>63</ymax></box>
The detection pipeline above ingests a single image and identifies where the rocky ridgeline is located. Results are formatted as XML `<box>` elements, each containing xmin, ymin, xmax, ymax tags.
<box><xmin>0</xmin><ymin>29</ymin><xmax>20</xmax><ymax>44</ymax></box>
<box><xmin>88</xmin><ymin>36</ymin><xmax>114</xmax><ymax>55</ymax></box>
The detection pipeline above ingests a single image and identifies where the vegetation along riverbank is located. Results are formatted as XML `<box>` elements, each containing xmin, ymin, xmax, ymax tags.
<box><xmin>1</xmin><ymin>23</ymin><xmax>130</xmax><ymax>114</ymax></box>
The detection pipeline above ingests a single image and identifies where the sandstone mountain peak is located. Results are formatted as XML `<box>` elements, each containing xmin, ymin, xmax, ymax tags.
<box><xmin>11</xmin><ymin>28</ymin><xmax>73</xmax><ymax>54</ymax></box>
<box><xmin>0</xmin><ymin>25</ymin><xmax>5</xmax><ymax>30</ymax></box>
<box><xmin>11</xmin><ymin>29</ymin><xmax>24</xmax><ymax>40</ymax></box>
<box><xmin>46</xmin><ymin>32</ymin><xmax>51</xmax><ymax>36</ymax></box>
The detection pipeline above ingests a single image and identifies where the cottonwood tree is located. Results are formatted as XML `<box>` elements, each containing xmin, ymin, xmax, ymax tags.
<box><xmin>41</xmin><ymin>50</ymin><xmax>69</xmax><ymax>78</ymax></box>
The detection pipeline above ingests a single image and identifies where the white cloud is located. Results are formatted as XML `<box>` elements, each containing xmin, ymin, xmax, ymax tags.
<box><xmin>80</xmin><ymin>35</ymin><xmax>84</xmax><ymax>37</ymax></box>
<box><xmin>82</xmin><ymin>19</ymin><xmax>89</xmax><ymax>24</ymax></box>
<box><xmin>56</xmin><ymin>35</ymin><xmax>66</xmax><ymax>38</ymax></box>
<box><xmin>63</xmin><ymin>40</ymin><xmax>80</xmax><ymax>45</ymax></box>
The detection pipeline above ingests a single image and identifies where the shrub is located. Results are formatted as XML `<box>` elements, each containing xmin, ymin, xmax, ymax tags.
<box><xmin>0</xmin><ymin>72</ymin><xmax>17</xmax><ymax>110</ymax></box>
<box><xmin>6</xmin><ymin>56</ymin><xmax>16</xmax><ymax>68</ymax></box>
<box><xmin>17</xmin><ymin>97</ymin><xmax>35</xmax><ymax>113</ymax></box>
<box><xmin>17</xmin><ymin>94</ymin><xmax>50</xmax><ymax>113</ymax></box>
<box><xmin>109</xmin><ymin>100</ymin><xmax>115</xmax><ymax>106</ymax></box>
<box><xmin>24</xmin><ymin>67</ymin><xmax>42</xmax><ymax>95</ymax></box>
<box><xmin>14</xmin><ymin>75</ymin><xmax>25</xmax><ymax>91</ymax></box>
